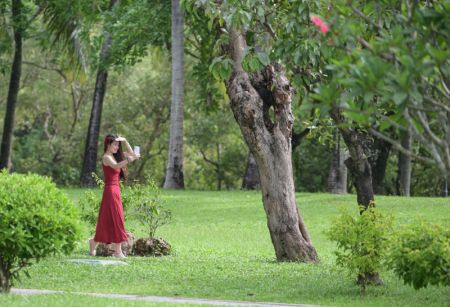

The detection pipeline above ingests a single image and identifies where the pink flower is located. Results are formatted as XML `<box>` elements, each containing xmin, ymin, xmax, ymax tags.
<box><xmin>319</xmin><ymin>24</ymin><xmax>329</xmax><ymax>33</ymax></box>
<box><xmin>310</xmin><ymin>15</ymin><xmax>329</xmax><ymax>33</ymax></box>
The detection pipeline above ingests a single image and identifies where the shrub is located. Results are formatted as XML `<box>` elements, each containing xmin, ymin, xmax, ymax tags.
<box><xmin>388</xmin><ymin>222</ymin><xmax>450</xmax><ymax>290</ymax></box>
<box><xmin>325</xmin><ymin>206</ymin><xmax>393</xmax><ymax>292</ymax></box>
<box><xmin>127</xmin><ymin>179</ymin><xmax>172</xmax><ymax>238</ymax></box>
<box><xmin>0</xmin><ymin>171</ymin><xmax>81</xmax><ymax>293</ymax></box>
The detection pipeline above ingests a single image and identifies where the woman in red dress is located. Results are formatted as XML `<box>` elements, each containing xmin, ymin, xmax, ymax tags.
<box><xmin>89</xmin><ymin>134</ymin><xmax>140</xmax><ymax>258</ymax></box>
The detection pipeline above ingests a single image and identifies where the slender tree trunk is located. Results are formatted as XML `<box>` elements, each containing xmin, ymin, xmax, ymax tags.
<box><xmin>443</xmin><ymin>178</ymin><xmax>448</xmax><ymax>198</ymax></box>
<box><xmin>368</xmin><ymin>136</ymin><xmax>392</xmax><ymax>195</ymax></box>
<box><xmin>242</xmin><ymin>152</ymin><xmax>260</xmax><ymax>189</ymax></box>
<box><xmin>397</xmin><ymin>128</ymin><xmax>412</xmax><ymax>196</ymax></box>
<box><xmin>327</xmin><ymin>130</ymin><xmax>348</xmax><ymax>194</ymax></box>
<box><xmin>80</xmin><ymin>0</ymin><xmax>117</xmax><ymax>186</ymax></box>
<box><xmin>0</xmin><ymin>261</ymin><xmax>12</xmax><ymax>293</ymax></box>
<box><xmin>0</xmin><ymin>0</ymin><xmax>23</xmax><ymax>171</ymax></box>
<box><xmin>330</xmin><ymin>106</ymin><xmax>375</xmax><ymax>210</ymax></box>
<box><xmin>164</xmin><ymin>0</ymin><xmax>185</xmax><ymax>189</ymax></box>
<box><xmin>227</xmin><ymin>29</ymin><xmax>317</xmax><ymax>262</ymax></box>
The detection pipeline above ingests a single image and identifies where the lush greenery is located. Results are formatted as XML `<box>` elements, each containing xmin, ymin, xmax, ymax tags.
<box><xmin>1</xmin><ymin>1</ymin><xmax>448</xmax><ymax>195</ymax></box>
<box><xmin>326</xmin><ymin>206</ymin><xmax>393</xmax><ymax>291</ymax></box>
<box><xmin>0</xmin><ymin>189</ymin><xmax>447</xmax><ymax>306</ymax></box>
<box><xmin>388</xmin><ymin>222</ymin><xmax>450</xmax><ymax>290</ymax></box>
<box><xmin>0</xmin><ymin>172</ymin><xmax>81</xmax><ymax>293</ymax></box>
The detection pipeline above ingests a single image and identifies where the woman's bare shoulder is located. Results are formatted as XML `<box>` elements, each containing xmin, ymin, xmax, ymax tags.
<box><xmin>102</xmin><ymin>154</ymin><xmax>114</xmax><ymax>166</ymax></box>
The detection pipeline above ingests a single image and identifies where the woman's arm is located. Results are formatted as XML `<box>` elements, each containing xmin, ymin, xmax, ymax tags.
<box><xmin>103</xmin><ymin>155</ymin><xmax>129</xmax><ymax>170</ymax></box>
<box><xmin>116</xmin><ymin>136</ymin><xmax>138</xmax><ymax>158</ymax></box>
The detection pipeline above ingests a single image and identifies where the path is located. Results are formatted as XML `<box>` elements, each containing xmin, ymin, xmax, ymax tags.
<box><xmin>11</xmin><ymin>288</ymin><xmax>324</xmax><ymax>307</ymax></box>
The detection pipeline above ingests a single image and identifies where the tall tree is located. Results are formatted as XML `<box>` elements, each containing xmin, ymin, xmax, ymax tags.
<box><xmin>368</xmin><ymin>135</ymin><xmax>392</xmax><ymax>195</ymax></box>
<box><xmin>163</xmin><ymin>0</ymin><xmax>185</xmax><ymax>189</ymax></box>
<box><xmin>0</xmin><ymin>0</ymin><xmax>23</xmax><ymax>171</ymax></box>
<box><xmin>185</xmin><ymin>0</ymin><xmax>319</xmax><ymax>262</ymax></box>
<box><xmin>397</xmin><ymin>128</ymin><xmax>412</xmax><ymax>196</ymax></box>
<box><xmin>80</xmin><ymin>0</ymin><xmax>117</xmax><ymax>187</ymax></box>
<box><xmin>327</xmin><ymin>131</ymin><xmax>347</xmax><ymax>194</ymax></box>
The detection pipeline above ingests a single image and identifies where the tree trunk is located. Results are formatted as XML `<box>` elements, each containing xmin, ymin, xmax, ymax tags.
<box><xmin>397</xmin><ymin>128</ymin><xmax>412</xmax><ymax>196</ymax></box>
<box><xmin>242</xmin><ymin>152</ymin><xmax>260</xmax><ymax>190</ymax></box>
<box><xmin>330</xmin><ymin>106</ymin><xmax>375</xmax><ymax>210</ymax></box>
<box><xmin>164</xmin><ymin>0</ymin><xmax>185</xmax><ymax>189</ymax></box>
<box><xmin>327</xmin><ymin>130</ymin><xmax>348</xmax><ymax>194</ymax></box>
<box><xmin>368</xmin><ymin>135</ymin><xmax>392</xmax><ymax>195</ymax></box>
<box><xmin>0</xmin><ymin>0</ymin><xmax>23</xmax><ymax>171</ymax></box>
<box><xmin>227</xmin><ymin>29</ymin><xmax>317</xmax><ymax>262</ymax></box>
<box><xmin>80</xmin><ymin>0</ymin><xmax>117</xmax><ymax>187</ymax></box>
<box><xmin>0</xmin><ymin>260</ymin><xmax>11</xmax><ymax>293</ymax></box>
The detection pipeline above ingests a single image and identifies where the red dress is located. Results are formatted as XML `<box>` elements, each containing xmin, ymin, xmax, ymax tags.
<box><xmin>93</xmin><ymin>164</ymin><xmax>128</xmax><ymax>244</ymax></box>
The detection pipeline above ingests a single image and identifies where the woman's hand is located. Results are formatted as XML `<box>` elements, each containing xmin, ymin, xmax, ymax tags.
<box><xmin>115</xmin><ymin>136</ymin><xmax>126</xmax><ymax>142</ymax></box>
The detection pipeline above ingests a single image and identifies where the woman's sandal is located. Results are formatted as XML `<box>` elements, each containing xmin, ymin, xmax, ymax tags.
<box><xmin>112</xmin><ymin>253</ymin><xmax>126</xmax><ymax>258</ymax></box>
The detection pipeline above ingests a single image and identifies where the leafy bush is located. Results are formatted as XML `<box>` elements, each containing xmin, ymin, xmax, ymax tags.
<box><xmin>326</xmin><ymin>206</ymin><xmax>393</xmax><ymax>291</ymax></box>
<box><xmin>0</xmin><ymin>171</ymin><xmax>81</xmax><ymax>293</ymax></box>
<box><xmin>388</xmin><ymin>222</ymin><xmax>450</xmax><ymax>290</ymax></box>
<box><xmin>127</xmin><ymin>179</ymin><xmax>172</xmax><ymax>238</ymax></box>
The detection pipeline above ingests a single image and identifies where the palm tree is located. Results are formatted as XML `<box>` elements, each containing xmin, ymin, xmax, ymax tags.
<box><xmin>163</xmin><ymin>0</ymin><xmax>185</xmax><ymax>189</ymax></box>
<box><xmin>0</xmin><ymin>0</ymin><xmax>23</xmax><ymax>171</ymax></box>
<box><xmin>80</xmin><ymin>0</ymin><xmax>118</xmax><ymax>187</ymax></box>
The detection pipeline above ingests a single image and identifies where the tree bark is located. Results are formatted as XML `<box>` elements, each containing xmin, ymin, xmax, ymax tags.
<box><xmin>226</xmin><ymin>29</ymin><xmax>317</xmax><ymax>262</ymax></box>
<box><xmin>242</xmin><ymin>152</ymin><xmax>260</xmax><ymax>190</ymax></box>
<box><xmin>397</xmin><ymin>128</ymin><xmax>412</xmax><ymax>196</ymax></box>
<box><xmin>80</xmin><ymin>0</ymin><xmax>117</xmax><ymax>187</ymax></box>
<box><xmin>164</xmin><ymin>0</ymin><xmax>185</xmax><ymax>189</ymax></box>
<box><xmin>0</xmin><ymin>261</ymin><xmax>12</xmax><ymax>293</ymax></box>
<box><xmin>368</xmin><ymin>135</ymin><xmax>392</xmax><ymax>195</ymax></box>
<box><xmin>0</xmin><ymin>0</ymin><xmax>23</xmax><ymax>171</ymax></box>
<box><xmin>327</xmin><ymin>130</ymin><xmax>348</xmax><ymax>194</ymax></box>
<box><xmin>330</xmin><ymin>106</ymin><xmax>375</xmax><ymax>210</ymax></box>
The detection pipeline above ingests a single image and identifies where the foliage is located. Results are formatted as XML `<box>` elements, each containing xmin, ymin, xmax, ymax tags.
<box><xmin>0</xmin><ymin>171</ymin><xmax>80</xmax><ymax>292</ymax></box>
<box><xmin>312</xmin><ymin>1</ymin><xmax>450</xmax><ymax>178</ymax></box>
<box><xmin>326</xmin><ymin>206</ymin><xmax>393</xmax><ymax>290</ymax></box>
<box><xmin>126</xmin><ymin>178</ymin><xmax>172</xmax><ymax>238</ymax></box>
<box><xmin>388</xmin><ymin>222</ymin><xmax>450</xmax><ymax>290</ymax></box>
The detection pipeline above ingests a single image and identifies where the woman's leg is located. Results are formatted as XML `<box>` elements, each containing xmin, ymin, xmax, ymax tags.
<box><xmin>89</xmin><ymin>238</ymin><xmax>98</xmax><ymax>256</ymax></box>
<box><xmin>113</xmin><ymin>243</ymin><xmax>125</xmax><ymax>258</ymax></box>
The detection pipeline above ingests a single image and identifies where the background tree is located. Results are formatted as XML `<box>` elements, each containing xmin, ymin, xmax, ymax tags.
<box><xmin>164</xmin><ymin>0</ymin><xmax>185</xmax><ymax>189</ymax></box>
<box><xmin>80</xmin><ymin>0</ymin><xmax>118</xmax><ymax>187</ymax></box>
<box><xmin>0</xmin><ymin>0</ymin><xmax>24</xmax><ymax>171</ymax></box>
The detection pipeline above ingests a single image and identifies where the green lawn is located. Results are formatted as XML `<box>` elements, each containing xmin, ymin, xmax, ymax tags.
<box><xmin>2</xmin><ymin>190</ymin><xmax>449</xmax><ymax>307</ymax></box>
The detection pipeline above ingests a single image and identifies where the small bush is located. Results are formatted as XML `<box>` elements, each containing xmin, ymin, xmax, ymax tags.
<box><xmin>388</xmin><ymin>222</ymin><xmax>450</xmax><ymax>290</ymax></box>
<box><xmin>326</xmin><ymin>206</ymin><xmax>393</xmax><ymax>292</ymax></box>
<box><xmin>0</xmin><ymin>171</ymin><xmax>81</xmax><ymax>293</ymax></box>
<box><xmin>127</xmin><ymin>179</ymin><xmax>172</xmax><ymax>238</ymax></box>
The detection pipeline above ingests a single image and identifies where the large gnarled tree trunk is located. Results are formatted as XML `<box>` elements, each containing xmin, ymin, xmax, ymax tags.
<box><xmin>226</xmin><ymin>29</ymin><xmax>317</xmax><ymax>262</ymax></box>
<box><xmin>80</xmin><ymin>0</ymin><xmax>117</xmax><ymax>186</ymax></box>
<box><xmin>0</xmin><ymin>0</ymin><xmax>23</xmax><ymax>171</ymax></box>
<box><xmin>164</xmin><ymin>0</ymin><xmax>185</xmax><ymax>189</ymax></box>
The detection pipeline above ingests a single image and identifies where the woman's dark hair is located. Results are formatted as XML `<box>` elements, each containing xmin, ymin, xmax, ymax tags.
<box><xmin>104</xmin><ymin>134</ymin><xmax>128</xmax><ymax>181</ymax></box>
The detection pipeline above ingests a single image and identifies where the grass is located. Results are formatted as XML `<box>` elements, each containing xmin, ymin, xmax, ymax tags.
<box><xmin>2</xmin><ymin>190</ymin><xmax>449</xmax><ymax>306</ymax></box>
